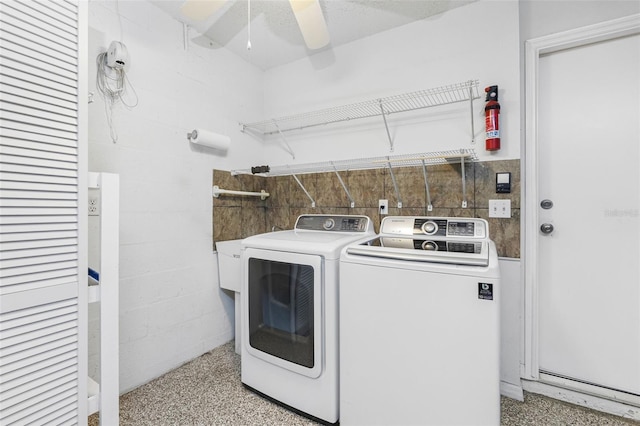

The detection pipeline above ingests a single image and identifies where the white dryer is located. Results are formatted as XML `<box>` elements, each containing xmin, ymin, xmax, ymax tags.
<box><xmin>241</xmin><ymin>214</ymin><xmax>374</xmax><ymax>424</ymax></box>
<box><xmin>339</xmin><ymin>216</ymin><xmax>501</xmax><ymax>426</ymax></box>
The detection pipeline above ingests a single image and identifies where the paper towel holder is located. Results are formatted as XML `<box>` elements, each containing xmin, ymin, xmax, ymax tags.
<box><xmin>186</xmin><ymin>130</ymin><xmax>198</xmax><ymax>140</ymax></box>
<box><xmin>186</xmin><ymin>128</ymin><xmax>231</xmax><ymax>153</ymax></box>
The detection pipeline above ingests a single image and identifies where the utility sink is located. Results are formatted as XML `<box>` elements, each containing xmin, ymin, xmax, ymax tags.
<box><xmin>216</xmin><ymin>239</ymin><xmax>243</xmax><ymax>292</ymax></box>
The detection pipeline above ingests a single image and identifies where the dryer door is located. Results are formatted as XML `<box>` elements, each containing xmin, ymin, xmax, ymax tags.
<box><xmin>243</xmin><ymin>248</ymin><xmax>323</xmax><ymax>378</ymax></box>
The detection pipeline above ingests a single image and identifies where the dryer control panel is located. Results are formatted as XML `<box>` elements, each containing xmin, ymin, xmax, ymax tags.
<box><xmin>295</xmin><ymin>214</ymin><xmax>373</xmax><ymax>232</ymax></box>
<box><xmin>380</xmin><ymin>216</ymin><xmax>487</xmax><ymax>239</ymax></box>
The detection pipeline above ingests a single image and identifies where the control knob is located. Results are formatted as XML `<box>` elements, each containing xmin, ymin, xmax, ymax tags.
<box><xmin>421</xmin><ymin>221</ymin><xmax>438</xmax><ymax>235</ymax></box>
<box><xmin>421</xmin><ymin>241</ymin><xmax>438</xmax><ymax>251</ymax></box>
<box><xmin>323</xmin><ymin>218</ymin><xmax>335</xmax><ymax>230</ymax></box>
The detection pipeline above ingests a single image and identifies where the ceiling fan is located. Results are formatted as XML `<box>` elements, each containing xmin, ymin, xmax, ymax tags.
<box><xmin>180</xmin><ymin>0</ymin><xmax>330</xmax><ymax>50</ymax></box>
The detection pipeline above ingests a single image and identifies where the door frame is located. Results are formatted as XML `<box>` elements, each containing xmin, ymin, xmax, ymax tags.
<box><xmin>523</xmin><ymin>14</ymin><xmax>640</xmax><ymax>382</ymax></box>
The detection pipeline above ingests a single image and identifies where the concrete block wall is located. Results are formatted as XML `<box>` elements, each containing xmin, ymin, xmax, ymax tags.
<box><xmin>87</xmin><ymin>0</ymin><xmax>264</xmax><ymax>392</ymax></box>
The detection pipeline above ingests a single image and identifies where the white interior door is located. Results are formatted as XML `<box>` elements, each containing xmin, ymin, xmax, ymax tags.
<box><xmin>0</xmin><ymin>0</ymin><xmax>87</xmax><ymax>423</ymax></box>
<box><xmin>536</xmin><ymin>32</ymin><xmax>640</xmax><ymax>396</ymax></box>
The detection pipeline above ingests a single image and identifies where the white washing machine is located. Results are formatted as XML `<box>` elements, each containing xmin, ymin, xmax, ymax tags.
<box><xmin>339</xmin><ymin>216</ymin><xmax>501</xmax><ymax>426</ymax></box>
<box><xmin>241</xmin><ymin>214</ymin><xmax>374</xmax><ymax>424</ymax></box>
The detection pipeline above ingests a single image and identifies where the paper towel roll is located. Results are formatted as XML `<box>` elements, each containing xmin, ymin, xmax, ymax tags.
<box><xmin>188</xmin><ymin>129</ymin><xmax>230</xmax><ymax>151</ymax></box>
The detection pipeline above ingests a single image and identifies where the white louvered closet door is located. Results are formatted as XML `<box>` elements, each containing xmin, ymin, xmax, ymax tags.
<box><xmin>0</xmin><ymin>1</ymin><xmax>86</xmax><ymax>425</ymax></box>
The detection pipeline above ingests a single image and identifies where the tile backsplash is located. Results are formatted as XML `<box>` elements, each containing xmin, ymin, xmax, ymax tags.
<box><xmin>213</xmin><ymin>159</ymin><xmax>520</xmax><ymax>258</ymax></box>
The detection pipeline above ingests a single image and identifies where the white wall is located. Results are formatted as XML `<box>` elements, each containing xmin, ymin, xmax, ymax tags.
<box><xmin>87</xmin><ymin>0</ymin><xmax>263</xmax><ymax>392</ymax></box>
<box><xmin>261</xmin><ymin>0</ymin><xmax>521</xmax><ymax>166</ymax></box>
<box><xmin>519</xmin><ymin>0</ymin><xmax>639</xmax><ymax>41</ymax></box>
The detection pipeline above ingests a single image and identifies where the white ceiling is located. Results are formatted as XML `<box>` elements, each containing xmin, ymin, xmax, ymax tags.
<box><xmin>150</xmin><ymin>0</ymin><xmax>476</xmax><ymax>70</ymax></box>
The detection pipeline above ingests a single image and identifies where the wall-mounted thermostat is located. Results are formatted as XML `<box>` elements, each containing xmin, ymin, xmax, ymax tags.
<box><xmin>496</xmin><ymin>172</ymin><xmax>511</xmax><ymax>193</ymax></box>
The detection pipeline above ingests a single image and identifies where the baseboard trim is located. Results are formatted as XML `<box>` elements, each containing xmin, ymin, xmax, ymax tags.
<box><xmin>500</xmin><ymin>380</ymin><xmax>524</xmax><ymax>401</ymax></box>
<box><xmin>522</xmin><ymin>379</ymin><xmax>640</xmax><ymax>421</ymax></box>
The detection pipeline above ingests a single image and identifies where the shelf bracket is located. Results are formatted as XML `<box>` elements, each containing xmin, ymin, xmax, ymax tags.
<box><xmin>332</xmin><ymin>163</ymin><xmax>355</xmax><ymax>208</ymax></box>
<box><xmin>387</xmin><ymin>159</ymin><xmax>402</xmax><ymax>208</ymax></box>
<box><xmin>292</xmin><ymin>174</ymin><xmax>316</xmax><ymax>208</ymax></box>
<box><xmin>273</xmin><ymin>120</ymin><xmax>295</xmax><ymax>160</ymax></box>
<box><xmin>469</xmin><ymin>81</ymin><xmax>476</xmax><ymax>145</ymax></box>
<box><xmin>460</xmin><ymin>150</ymin><xmax>468</xmax><ymax>208</ymax></box>
<box><xmin>421</xmin><ymin>160</ymin><xmax>433</xmax><ymax>212</ymax></box>
<box><xmin>379</xmin><ymin>100</ymin><xmax>394</xmax><ymax>152</ymax></box>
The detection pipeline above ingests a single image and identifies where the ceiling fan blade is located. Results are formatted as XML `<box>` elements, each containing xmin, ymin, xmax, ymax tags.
<box><xmin>289</xmin><ymin>0</ymin><xmax>330</xmax><ymax>50</ymax></box>
<box><xmin>181</xmin><ymin>0</ymin><xmax>228</xmax><ymax>21</ymax></box>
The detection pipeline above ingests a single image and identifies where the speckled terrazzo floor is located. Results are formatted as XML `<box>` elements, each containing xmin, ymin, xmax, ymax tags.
<box><xmin>89</xmin><ymin>340</ymin><xmax>639</xmax><ymax>426</ymax></box>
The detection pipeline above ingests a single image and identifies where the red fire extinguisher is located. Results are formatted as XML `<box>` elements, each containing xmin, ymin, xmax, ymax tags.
<box><xmin>484</xmin><ymin>85</ymin><xmax>501</xmax><ymax>151</ymax></box>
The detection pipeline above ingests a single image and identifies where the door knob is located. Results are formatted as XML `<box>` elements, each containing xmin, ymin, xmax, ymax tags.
<box><xmin>540</xmin><ymin>223</ymin><xmax>554</xmax><ymax>234</ymax></box>
<box><xmin>540</xmin><ymin>199</ymin><xmax>554</xmax><ymax>209</ymax></box>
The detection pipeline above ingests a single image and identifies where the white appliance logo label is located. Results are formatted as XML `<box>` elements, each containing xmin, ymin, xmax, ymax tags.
<box><xmin>478</xmin><ymin>283</ymin><xmax>493</xmax><ymax>300</ymax></box>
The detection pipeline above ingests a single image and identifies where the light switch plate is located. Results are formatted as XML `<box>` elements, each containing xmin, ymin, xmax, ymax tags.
<box><xmin>489</xmin><ymin>199</ymin><xmax>511</xmax><ymax>218</ymax></box>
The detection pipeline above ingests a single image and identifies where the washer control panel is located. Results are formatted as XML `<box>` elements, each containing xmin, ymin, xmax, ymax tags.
<box><xmin>377</xmin><ymin>237</ymin><xmax>483</xmax><ymax>253</ymax></box>
<box><xmin>380</xmin><ymin>216</ymin><xmax>487</xmax><ymax>239</ymax></box>
<box><xmin>295</xmin><ymin>215</ymin><xmax>372</xmax><ymax>232</ymax></box>
<box><xmin>351</xmin><ymin>216</ymin><xmax>490</xmax><ymax>265</ymax></box>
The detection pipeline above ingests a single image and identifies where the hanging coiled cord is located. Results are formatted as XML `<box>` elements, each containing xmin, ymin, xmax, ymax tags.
<box><xmin>95</xmin><ymin>51</ymin><xmax>138</xmax><ymax>143</ymax></box>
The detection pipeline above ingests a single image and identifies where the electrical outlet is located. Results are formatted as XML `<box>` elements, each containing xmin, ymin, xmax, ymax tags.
<box><xmin>379</xmin><ymin>199</ymin><xmax>389</xmax><ymax>215</ymax></box>
<box><xmin>88</xmin><ymin>191</ymin><xmax>100</xmax><ymax>216</ymax></box>
<box><xmin>489</xmin><ymin>199</ymin><xmax>511</xmax><ymax>218</ymax></box>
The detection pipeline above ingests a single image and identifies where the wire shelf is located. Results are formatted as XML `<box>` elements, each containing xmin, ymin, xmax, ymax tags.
<box><xmin>240</xmin><ymin>80</ymin><xmax>480</xmax><ymax>136</ymax></box>
<box><xmin>231</xmin><ymin>148</ymin><xmax>478</xmax><ymax>177</ymax></box>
